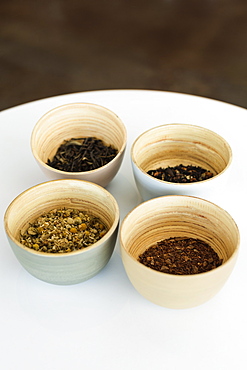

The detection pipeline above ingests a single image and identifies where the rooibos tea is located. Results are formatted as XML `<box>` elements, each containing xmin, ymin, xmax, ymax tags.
<box><xmin>138</xmin><ymin>237</ymin><xmax>223</xmax><ymax>275</ymax></box>
<box><xmin>47</xmin><ymin>137</ymin><xmax>118</xmax><ymax>172</ymax></box>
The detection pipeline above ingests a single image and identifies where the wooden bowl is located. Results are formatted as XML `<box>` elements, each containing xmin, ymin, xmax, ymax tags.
<box><xmin>31</xmin><ymin>103</ymin><xmax>127</xmax><ymax>187</ymax></box>
<box><xmin>120</xmin><ymin>195</ymin><xmax>239</xmax><ymax>309</ymax></box>
<box><xmin>4</xmin><ymin>179</ymin><xmax>119</xmax><ymax>285</ymax></box>
<box><xmin>131</xmin><ymin>124</ymin><xmax>232</xmax><ymax>200</ymax></box>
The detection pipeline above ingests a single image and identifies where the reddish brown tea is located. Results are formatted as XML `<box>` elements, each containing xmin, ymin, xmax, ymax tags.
<box><xmin>138</xmin><ymin>237</ymin><xmax>223</xmax><ymax>275</ymax></box>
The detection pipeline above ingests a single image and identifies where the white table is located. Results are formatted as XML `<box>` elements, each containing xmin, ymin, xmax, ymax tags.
<box><xmin>0</xmin><ymin>90</ymin><xmax>246</xmax><ymax>370</ymax></box>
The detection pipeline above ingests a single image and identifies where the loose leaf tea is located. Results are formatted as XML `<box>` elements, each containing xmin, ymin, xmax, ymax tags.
<box><xmin>147</xmin><ymin>164</ymin><xmax>214</xmax><ymax>183</ymax></box>
<box><xmin>47</xmin><ymin>137</ymin><xmax>118</xmax><ymax>172</ymax></box>
<box><xmin>20</xmin><ymin>208</ymin><xmax>108</xmax><ymax>253</ymax></box>
<box><xmin>138</xmin><ymin>237</ymin><xmax>223</xmax><ymax>275</ymax></box>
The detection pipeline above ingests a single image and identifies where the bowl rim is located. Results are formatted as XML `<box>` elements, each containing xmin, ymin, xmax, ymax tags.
<box><xmin>4</xmin><ymin>179</ymin><xmax>120</xmax><ymax>258</ymax></box>
<box><xmin>120</xmin><ymin>194</ymin><xmax>240</xmax><ymax>278</ymax></box>
<box><xmin>30</xmin><ymin>102</ymin><xmax>127</xmax><ymax>175</ymax></box>
<box><xmin>131</xmin><ymin>123</ymin><xmax>232</xmax><ymax>186</ymax></box>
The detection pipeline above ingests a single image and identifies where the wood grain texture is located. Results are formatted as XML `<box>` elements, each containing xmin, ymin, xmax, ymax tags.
<box><xmin>1</xmin><ymin>0</ymin><xmax>247</xmax><ymax>111</ymax></box>
<box><xmin>131</xmin><ymin>124</ymin><xmax>232</xmax><ymax>201</ymax></box>
<box><xmin>4</xmin><ymin>179</ymin><xmax>119</xmax><ymax>285</ymax></box>
<box><xmin>31</xmin><ymin>103</ymin><xmax>127</xmax><ymax>187</ymax></box>
<box><xmin>120</xmin><ymin>195</ymin><xmax>239</xmax><ymax>308</ymax></box>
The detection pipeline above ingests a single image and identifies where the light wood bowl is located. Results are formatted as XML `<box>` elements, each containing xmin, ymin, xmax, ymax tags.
<box><xmin>31</xmin><ymin>103</ymin><xmax>127</xmax><ymax>187</ymax></box>
<box><xmin>131</xmin><ymin>124</ymin><xmax>232</xmax><ymax>200</ymax></box>
<box><xmin>4</xmin><ymin>179</ymin><xmax>119</xmax><ymax>285</ymax></box>
<box><xmin>120</xmin><ymin>195</ymin><xmax>239</xmax><ymax>309</ymax></box>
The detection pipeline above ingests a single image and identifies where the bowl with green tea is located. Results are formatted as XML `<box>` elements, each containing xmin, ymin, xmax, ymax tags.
<box><xmin>120</xmin><ymin>195</ymin><xmax>239</xmax><ymax>309</ymax></box>
<box><xmin>131</xmin><ymin>123</ymin><xmax>232</xmax><ymax>201</ymax></box>
<box><xmin>4</xmin><ymin>179</ymin><xmax>119</xmax><ymax>285</ymax></box>
<box><xmin>31</xmin><ymin>102</ymin><xmax>127</xmax><ymax>187</ymax></box>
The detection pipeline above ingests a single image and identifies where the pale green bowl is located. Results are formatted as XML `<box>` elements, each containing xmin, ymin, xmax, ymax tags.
<box><xmin>4</xmin><ymin>179</ymin><xmax>119</xmax><ymax>285</ymax></box>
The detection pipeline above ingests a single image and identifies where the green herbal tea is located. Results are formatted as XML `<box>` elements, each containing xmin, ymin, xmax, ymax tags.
<box><xmin>20</xmin><ymin>207</ymin><xmax>108</xmax><ymax>253</ymax></box>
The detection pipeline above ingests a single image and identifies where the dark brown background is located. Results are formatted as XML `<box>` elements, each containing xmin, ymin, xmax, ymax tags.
<box><xmin>1</xmin><ymin>0</ymin><xmax>247</xmax><ymax>111</ymax></box>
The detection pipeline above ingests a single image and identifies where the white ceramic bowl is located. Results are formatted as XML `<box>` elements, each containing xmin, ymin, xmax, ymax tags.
<box><xmin>31</xmin><ymin>103</ymin><xmax>127</xmax><ymax>187</ymax></box>
<box><xmin>131</xmin><ymin>124</ymin><xmax>232</xmax><ymax>201</ymax></box>
<box><xmin>120</xmin><ymin>195</ymin><xmax>239</xmax><ymax>309</ymax></box>
<box><xmin>4</xmin><ymin>179</ymin><xmax>119</xmax><ymax>285</ymax></box>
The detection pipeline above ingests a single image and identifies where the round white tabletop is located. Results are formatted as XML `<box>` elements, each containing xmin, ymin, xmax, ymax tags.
<box><xmin>1</xmin><ymin>90</ymin><xmax>246</xmax><ymax>370</ymax></box>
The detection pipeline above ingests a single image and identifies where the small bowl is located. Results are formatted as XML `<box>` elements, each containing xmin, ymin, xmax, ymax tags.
<box><xmin>31</xmin><ymin>103</ymin><xmax>127</xmax><ymax>187</ymax></box>
<box><xmin>131</xmin><ymin>124</ymin><xmax>232</xmax><ymax>200</ymax></box>
<box><xmin>120</xmin><ymin>195</ymin><xmax>239</xmax><ymax>309</ymax></box>
<box><xmin>4</xmin><ymin>179</ymin><xmax>119</xmax><ymax>285</ymax></box>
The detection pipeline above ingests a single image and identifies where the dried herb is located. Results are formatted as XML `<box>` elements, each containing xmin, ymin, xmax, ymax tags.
<box><xmin>20</xmin><ymin>208</ymin><xmax>108</xmax><ymax>253</ymax></box>
<box><xmin>138</xmin><ymin>237</ymin><xmax>223</xmax><ymax>275</ymax></box>
<box><xmin>147</xmin><ymin>164</ymin><xmax>214</xmax><ymax>183</ymax></box>
<box><xmin>47</xmin><ymin>137</ymin><xmax>118</xmax><ymax>172</ymax></box>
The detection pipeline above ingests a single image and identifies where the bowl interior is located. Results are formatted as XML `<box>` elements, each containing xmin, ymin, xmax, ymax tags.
<box><xmin>132</xmin><ymin>124</ymin><xmax>232</xmax><ymax>177</ymax></box>
<box><xmin>121</xmin><ymin>196</ymin><xmax>239</xmax><ymax>266</ymax></box>
<box><xmin>31</xmin><ymin>103</ymin><xmax>127</xmax><ymax>171</ymax></box>
<box><xmin>5</xmin><ymin>180</ymin><xmax>119</xmax><ymax>252</ymax></box>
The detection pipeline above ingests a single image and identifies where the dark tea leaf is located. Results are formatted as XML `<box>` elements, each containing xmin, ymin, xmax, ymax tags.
<box><xmin>47</xmin><ymin>137</ymin><xmax>118</xmax><ymax>172</ymax></box>
<box><xmin>147</xmin><ymin>164</ymin><xmax>214</xmax><ymax>183</ymax></box>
